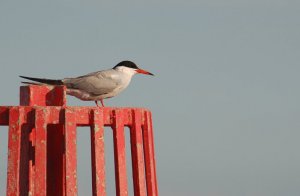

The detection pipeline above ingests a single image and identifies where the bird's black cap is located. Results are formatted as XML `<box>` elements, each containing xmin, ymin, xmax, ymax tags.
<box><xmin>113</xmin><ymin>61</ymin><xmax>139</xmax><ymax>69</ymax></box>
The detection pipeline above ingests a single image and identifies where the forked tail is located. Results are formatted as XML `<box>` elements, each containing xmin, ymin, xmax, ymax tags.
<box><xmin>19</xmin><ymin>76</ymin><xmax>64</xmax><ymax>85</ymax></box>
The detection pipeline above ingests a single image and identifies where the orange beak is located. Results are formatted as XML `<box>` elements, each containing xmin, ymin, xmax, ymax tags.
<box><xmin>136</xmin><ymin>69</ymin><xmax>154</xmax><ymax>76</ymax></box>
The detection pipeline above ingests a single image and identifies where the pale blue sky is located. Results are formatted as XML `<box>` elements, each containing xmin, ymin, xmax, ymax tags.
<box><xmin>0</xmin><ymin>1</ymin><xmax>300</xmax><ymax>195</ymax></box>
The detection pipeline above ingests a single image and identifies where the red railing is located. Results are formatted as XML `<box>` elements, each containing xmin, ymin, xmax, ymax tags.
<box><xmin>0</xmin><ymin>85</ymin><xmax>158</xmax><ymax>196</ymax></box>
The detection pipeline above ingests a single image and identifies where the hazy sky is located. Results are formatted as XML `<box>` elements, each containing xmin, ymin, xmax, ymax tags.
<box><xmin>0</xmin><ymin>1</ymin><xmax>300</xmax><ymax>195</ymax></box>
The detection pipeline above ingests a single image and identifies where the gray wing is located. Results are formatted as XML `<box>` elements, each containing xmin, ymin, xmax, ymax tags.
<box><xmin>62</xmin><ymin>69</ymin><xmax>121</xmax><ymax>95</ymax></box>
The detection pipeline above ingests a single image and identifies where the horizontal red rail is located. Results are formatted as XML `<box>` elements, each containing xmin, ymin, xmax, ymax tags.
<box><xmin>0</xmin><ymin>106</ymin><xmax>150</xmax><ymax>126</ymax></box>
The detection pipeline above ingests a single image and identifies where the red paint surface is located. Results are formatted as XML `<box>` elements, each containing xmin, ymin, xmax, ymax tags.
<box><xmin>6</xmin><ymin>107</ymin><xmax>23</xmax><ymax>195</ymax></box>
<box><xmin>34</xmin><ymin>108</ymin><xmax>48</xmax><ymax>195</ymax></box>
<box><xmin>64</xmin><ymin>109</ymin><xmax>78</xmax><ymax>195</ymax></box>
<box><xmin>131</xmin><ymin>109</ymin><xmax>147</xmax><ymax>196</ymax></box>
<box><xmin>91</xmin><ymin>109</ymin><xmax>106</xmax><ymax>196</ymax></box>
<box><xmin>1</xmin><ymin>85</ymin><xmax>158</xmax><ymax>196</ymax></box>
<box><xmin>143</xmin><ymin>111</ymin><xmax>159</xmax><ymax>196</ymax></box>
<box><xmin>113</xmin><ymin>110</ymin><xmax>128</xmax><ymax>196</ymax></box>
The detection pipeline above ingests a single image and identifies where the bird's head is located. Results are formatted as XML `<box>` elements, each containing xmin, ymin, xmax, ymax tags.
<box><xmin>113</xmin><ymin>61</ymin><xmax>154</xmax><ymax>76</ymax></box>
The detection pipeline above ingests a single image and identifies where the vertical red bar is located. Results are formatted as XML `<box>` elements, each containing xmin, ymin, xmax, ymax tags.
<box><xmin>20</xmin><ymin>85</ymin><xmax>66</xmax><ymax>195</ymax></box>
<box><xmin>130</xmin><ymin>109</ymin><xmax>146</xmax><ymax>196</ymax></box>
<box><xmin>148</xmin><ymin>112</ymin><xmax>158</xmax><ymax>195</ymax></box>
<box><xmin>34</xmin><ymin>108</ymin><xmax>48</xmax><ymax>195</ymax></box>
<box><xmin>6</xmin><ymin>107</ymin><xmax>24</xmax><ymax>195</ymax></box>
<box><xmin>64</xmin><ymin>109</ymin><xmax>78</xmax><ymax>195</ymax></box>
<box><xmin>44</xmin><ymin>86</ymin><xmax>66</xmax><ymax>196</ymax></box>
<box><xmin>91</xmin><ymin>109</ymin><xmax>106</xmax><ymax>196</ymax></box>
<box><xmin>143</xmin><ymin>111</ymin><xmax>158</xmax><ymax>196</ymax></box>
<box><xmin>113</xmin><ymin>109</ymin><xmax>128</xmax><ymax>196</ymax></box>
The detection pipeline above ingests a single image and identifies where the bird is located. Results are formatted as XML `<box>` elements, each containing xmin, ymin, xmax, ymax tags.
<box><xmin>20</xmin><ymin>60</ymin><xmax>154</xmax><ymax>107</ymax></box>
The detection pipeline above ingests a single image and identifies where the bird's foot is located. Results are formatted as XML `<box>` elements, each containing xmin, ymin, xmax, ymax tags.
<box><xmin>100</xmin><ymin>99</ymin><xmax>105</xmax><ymax>107</ymax></box>
<box><xmin>95</xmin><ymin>100</ymin><xmax>105</xmax><ymax>107</ymax></box>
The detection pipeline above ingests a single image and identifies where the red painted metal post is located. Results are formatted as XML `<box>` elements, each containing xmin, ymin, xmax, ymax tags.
<box><xmin>113</xmin><ymin>109</ymin><xmax>128</xmax><ymax>196</ymax></box>
<box><xmin>2</xmin><ymin>85</ymin><xmax>159</xmax><ymax>196</ymax></box>
<box><xmin>91</xmin><ymin>109</ymin><xmax>106</xmax><ymax>196</ymax></box>
<box><xmin>6</xmin><ymin>107</ymin><xmax>25</xmax><ymax>195</ymax></box>
<box><xmin>20</xmin><ymin>85</ymin><xmax>67</xmax><ymax>196</ymax></box>
<box><xmin>130</xmin><ymin>109</ymin><xmax>147</xmax><ymax>196</ymax></box>
<box><xmin>34</xmin><ymin>108</ymin><xmax>48</xmax><ymax>195</ymax></box>
<box><xmin>143</xmin><ymin>111</ymin><xmax>158</xmax><ymax>196</ymax></box>
<box><xmin>20</xmin><ymin>85</ymin><xmax>66</xmax><ymax>106</ymax></box>
<box><xmin>64</xmin><ymin>109</ymin><xmax>78</xmax><ymax>195</ymax></box>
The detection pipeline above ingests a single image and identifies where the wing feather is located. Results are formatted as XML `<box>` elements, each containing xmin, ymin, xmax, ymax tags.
<box><xmin>63</xmin><ymin>70</ymin><xmax>121</xmax><ymax>95</ymax></box>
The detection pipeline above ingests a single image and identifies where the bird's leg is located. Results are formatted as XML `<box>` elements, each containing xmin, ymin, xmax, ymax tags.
<box><xmin>100</xmin><ymin>99</ymin><xmax>105</xmax><ymax>107</ymax></box>
<box><xmin>95</xmin><ymin>101</ymin><xmax>99</xmax><ymax>107</ymax></box>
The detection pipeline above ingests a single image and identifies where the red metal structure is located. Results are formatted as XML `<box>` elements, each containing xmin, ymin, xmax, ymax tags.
<box><xmin>0</xmin><ymin>85</ymin><xmax>158</xmax><ymax>196</ymax></box>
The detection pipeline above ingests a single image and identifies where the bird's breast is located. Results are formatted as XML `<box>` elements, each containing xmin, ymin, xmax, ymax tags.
<box><xmin>113</xmin><ymin>74</ymin><xmax>132</xmax><ymax>92</ymax></box>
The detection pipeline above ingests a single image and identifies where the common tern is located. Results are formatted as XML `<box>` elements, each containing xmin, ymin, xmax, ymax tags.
<box><xmin>20</xmin><ymin>60</ymin><xmax>154</xmax><ymax>106</ymax></box>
